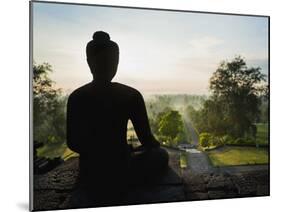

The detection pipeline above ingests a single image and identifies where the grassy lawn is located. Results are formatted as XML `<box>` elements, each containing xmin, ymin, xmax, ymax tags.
<box><xmin>62</xmin><ymin>147</ymin><xmax>79</xmax><ymax>160</ymax></box>
<box><xmin>37</xmin><ymin>142</ymin><xmax>79</xmax><ymax>160</ymax></box>
<box><xmin>207</xmin><ymin>146</ymin><xmax>268</xmax><ymax>167</ymax></box>
<box><xmin>37</xmin><ymin>142</ymin><xmax>67</xmax><ymax>159</ymax></box>
<box><xmin>256</xmin><ymin>123</ymin><xmax>269</xmax><ymax>145</ymax></box>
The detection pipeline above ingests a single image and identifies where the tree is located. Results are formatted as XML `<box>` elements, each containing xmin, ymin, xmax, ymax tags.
<box><xmin>158</xmin><ymin>110</ymin><xmax>184</xmax><ymax>146</ymax></box>
<box><xmin>186</xmin><ymin>105</ymin><xmax>202</xmax><ymax>132</ymax></box>
<box><xmin>208</xmin><ymin>56</ymin><xmax>266</xmax><ymax>137</ymax></box>
<box><xmin>257</xmin><ymin>85</ymin><xmax>269</xmax><ymax>123</ymax></box>
<box><xmin>33</xmin><ymin>63</ymin><xmax>59</xmax><ymax>125</ymax></box>
<box><xmin>33</xmin><ymin>62</ymin><xmax>66</xmax><ymax>144</ymax></box>
<box><xmin>187</xmin><ymin>100</ymin><xmax>226</xmax><ymax>135</ymax></box>
<box><xmin>199</xmin><ymin>133</ymin><xmax>212</xmax><ymax>148</ymax></box>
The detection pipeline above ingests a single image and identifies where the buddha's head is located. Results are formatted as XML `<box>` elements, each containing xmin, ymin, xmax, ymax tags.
<box><xmin>86</xmin><ymin>31</ymin><xmax>119</xmax><ymax>83</ymax></box>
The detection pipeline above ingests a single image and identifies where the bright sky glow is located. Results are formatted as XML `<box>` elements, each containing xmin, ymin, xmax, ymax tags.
<box><xmin>33</xmin><ymin>2</ymin><xmax>268</xmax><ymax>95</ymax></box>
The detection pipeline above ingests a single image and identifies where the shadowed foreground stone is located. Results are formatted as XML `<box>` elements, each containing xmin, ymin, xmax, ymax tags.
<box><xmin>33</xmin><ymin>154</ymin><xmax>269</xmax><ymax>211</ymax></box>
<box><xmin>182</xmin><ymin>170</ymin><xmax>269</xmax><ymax>200</ymax></box>
<box><xmin>33</xmin><ymin>157</ymin><xmax>185</xmax><ymax>211</ymax></box>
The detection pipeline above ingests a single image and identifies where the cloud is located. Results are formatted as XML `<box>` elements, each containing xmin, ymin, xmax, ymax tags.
<box><xmin>114</xmin><ymin>77</ymin><xmax>209</xmax><ymax>95</ymax></box>
<box><xmin>188</xmin><ymin>36</ymin><xmax>224</xmax><ymax>51</ymax></box>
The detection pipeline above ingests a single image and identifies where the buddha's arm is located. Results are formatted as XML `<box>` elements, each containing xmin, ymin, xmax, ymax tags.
<box><xmin>129</xmin><ymin>91</ymin><xmax>160</xmax><ymax>149</ymax></box>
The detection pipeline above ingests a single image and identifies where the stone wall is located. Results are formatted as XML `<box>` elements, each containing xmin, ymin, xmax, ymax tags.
<box><xmin>33</xmin><ymin>150</ymin><xmax>269</xmax><ymax>211</ymax></box>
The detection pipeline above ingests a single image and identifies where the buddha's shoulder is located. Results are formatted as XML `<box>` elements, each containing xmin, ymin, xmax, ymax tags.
<box><xmin>112</xmin><ymin>82</ymin><xmax>142</xmax><ymax>97</ymax></box>
<box><xmin>68</xmin><ymin>82</ymin><xmax>143</xmax><ymax>100</ymax></box>
<box><xmin>68</xmin><ymin>83</ymin><xmax>93</xmax><ymax>99</ymax></box>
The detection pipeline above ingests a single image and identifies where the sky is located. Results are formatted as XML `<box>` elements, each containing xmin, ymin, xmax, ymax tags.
<box><xmin>32</xmin><ymin>2</ymin><xmax>269</xmax><ymax>95</ymax></box>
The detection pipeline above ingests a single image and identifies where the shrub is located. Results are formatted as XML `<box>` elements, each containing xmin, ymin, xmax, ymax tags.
<box><xmin>244</xmin><ymin>136</ymin><xmax>256</xmax><ymax>145</ymax></box>
<box><xmin>211</xmin><ymin>136</ymin><xmax>223</xmax><ymax>147</ymax></box>
<box><xmin>199</xmin><ymin>132</ymin><xmax>212</xmax><ymax>148</ymax></box>
<box><xmin>234</xmin><ymin>137</ymin><xmax>246</xmax><ymax>145</ymax></box>
<box><xmin>222</xmin><ymin>135</ymin><xmax>232</xmax><ymax>143</ymax></box>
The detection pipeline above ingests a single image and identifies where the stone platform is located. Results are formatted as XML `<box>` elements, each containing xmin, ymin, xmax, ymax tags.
<box><xmin>33</xmin><ymin>149</ymin><xmax>269</xmax><ymax>211</ymax></box>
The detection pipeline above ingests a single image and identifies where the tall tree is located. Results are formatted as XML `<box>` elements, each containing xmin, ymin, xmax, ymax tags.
<box><xmin>158</xmin><ymin>110</ymin><xmax>184</xmax><ymax>146</ymax></box>
<box><xmin>209</xmin><ymin>56</ymin><xmax>266</xmax><ymax>137</ymax></box>
<box><xmin>33</xmin><ymin>62</ymin><xmax>66</xmax><ymax>144</ymax></box>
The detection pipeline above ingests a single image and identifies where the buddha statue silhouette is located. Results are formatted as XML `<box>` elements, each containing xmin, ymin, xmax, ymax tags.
<box><xmin>67</xmin><ymin>31</ymin><xmax>169</xmax><ymax>207</ymax></box>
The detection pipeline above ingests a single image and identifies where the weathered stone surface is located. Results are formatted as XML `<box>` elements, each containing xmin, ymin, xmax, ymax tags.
<box><xmin>34</xmin><ymin>157</ymin><xmax>79</xmax><ymax>190</ymax></box>
<box><xmin>166</xmin><ymin>149</ymin><xmax>181</xmax><ymax>176</ymax></box>
<box><xmin>256</xmin><ymin>185</ymin><xmax>269</xmax><ymax>196</ymax></box>
<box><xmin>208</xmin><ymin>190</ymin><xmax>228</xmax><ymax>199</ymax></box>
<box><xmin>126</xmin><ymin>184</ymin><xmax>186</xmax><ymax>204</ymax></box>
<box><xmin>34</xmin><ymin>154</ymin><xmax>186</xmax><ymax>210</ymax></box>
<box><xmin>33</xmin><ymin>155</ymin><xmax>269</xmax><ymax>211</ymax></box>
<box><xmin>182</xmin><ymin>169</ymin><xmax>268</xmax><ymax>201</ymax></box>
<box><xmin>231</xmin><ymin>173</ymin><xmax>258</xmax><ymax>196</ymax></box>
<box><xmin>185</xmin><ymin>192</ymin><xmax>209</xmax><ymax>201</ymax></box>
<box><xmin>156</xmin><ymin>167</ymin><xmax>183</xmax><ymax>185</ymax></box>
<box><xmin>188</xmin><ymin>184</ymin><xmax>207</xmax><ymax>192</ymax></box>
<box><xmin>182</xmin><ymin>173</ymin><xmax>207</xmax><ymax>194</ymax></box>
<box><xmin>33</xmin><ymin>190</ymin><xmax>70</xmax><ymax>211</ymax></box>
<box><xmin>207</xmin><ymin>173</ymin><xmax>236</xmax><ymax>192</ymax></box>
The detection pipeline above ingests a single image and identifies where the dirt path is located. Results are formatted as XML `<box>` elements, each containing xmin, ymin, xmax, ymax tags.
<box><xmin>186</xmin><ymin>151</ymin><xmax>214</xmax><ymax>174</ymax></box>
<box><xmin>182</xmin><ymin>117</ymin><xmax>214</xmax><ymax>174</ymax></box>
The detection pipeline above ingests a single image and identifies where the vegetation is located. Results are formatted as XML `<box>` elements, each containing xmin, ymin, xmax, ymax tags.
<box><xmin>33</xmin><ymin>62</ymin><xmax>68</xmax><ymax>158</ymax></box>
<box><xmin>207</xmin><ymin>146</ymin><xmax>268</xmax><ymax>166</ymax></box>
<box><xmin>199</xmin><ymin>133</ymin><xmax>212</xmax><ymax>148</ymax></box>
<box><xmin>146</xmin><ymin>94</ymin><xmax>206</xmax><ymax>118</ymax></box>
<box><xmin>146</xmin><ymin>95</ymin><xmax>207</xmax><ymax>147</ymax></box>
<box><xmin>257</xmin><ymin>96</ymin><xmax>269</xmax><ymax>123</ymax></box>
<box><xmin>198</xmin><ymin>123</ymin><xmax>268</xmax><ymax>150</ymax></box>
<box><xmin>187</xmin><ymin>56</ymin><xmax>268</xmax><ymax>149</ymax></box>
<box><xmin>157</xmin><ymin>110</ymin><xmax>185</xmax><ymax>146</ymax></box>
<box><xmin>209</xmin><ymin>56</ymin><xmax>266</xmax><ymax>137</ymax></box>
<box><xmin>33</xmin><ymin>62</ymin><xmax>193</xmax><ymax>158</ymax></box>
<box><xmin>62</xmin><ymin>147</ymin><xmax>79</xmax><ymax>161</ymax></box>
<box><xmin>256</xmin><ymin>123</ymin><xmax>269</xmax><ymax>146</ymax></box>
<box><xmin>34</xmin><ymin>56</ymin><xmax>269</xmax><ymax>166</ymax></box>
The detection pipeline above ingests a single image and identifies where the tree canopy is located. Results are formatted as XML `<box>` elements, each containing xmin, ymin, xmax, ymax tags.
<box><xmin>157</xmin><ymin>110</ymin><xmax>185</xmax><ymax>146</ymax></box>
<box><xmin>189</xmin><ymin>56</ymin><xmax>267</xmax><ymax>138</ymax></box>
<box><xmin>33</xmin><ymin>62</ymin><xmax>67</xmax><ymax>144</ymax></box>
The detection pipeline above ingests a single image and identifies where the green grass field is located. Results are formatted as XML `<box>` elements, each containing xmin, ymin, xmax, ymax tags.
<box><xmin>62</xmin><ymin>147</ymin><xmax>79</xmax><ymax>160</ymax></box>
<box><xmin>37</xmin><ymin>142</ymin><xmax>67</xmax><ymax>159</ymax></box>
<box><xmin>207</xmin><ymin>146</ymin><xmax>268</xmax><ymax>167</ymax></box>
<box><xmin>37</xmin><ymin>142</ymin><xmax>79</xmax><ymax>160</ymax></box>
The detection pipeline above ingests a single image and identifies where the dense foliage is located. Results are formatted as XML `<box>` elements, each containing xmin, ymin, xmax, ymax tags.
<box><xmin>157</xmin><ymin>110</ymin><xmax>185</xmax><ymax>146</ymax></box>
<box><xmin>33</xmin><ymin>62</ymin><xmax>67</xmax><ymax>145</ymax></box>
<box><xmin>187</xmin><ymin>56</ymin><xmax>268</xmax><ymax>149</ymax></box>
<box><xmin>33</xmin><ymin>56</ymin><xmax>268</xmax><ymax>156</ymax></box>
<box><xmin>146</xmin><ymin>104</ymin><xmax>186</xmax><ymax>147</ymax></box>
